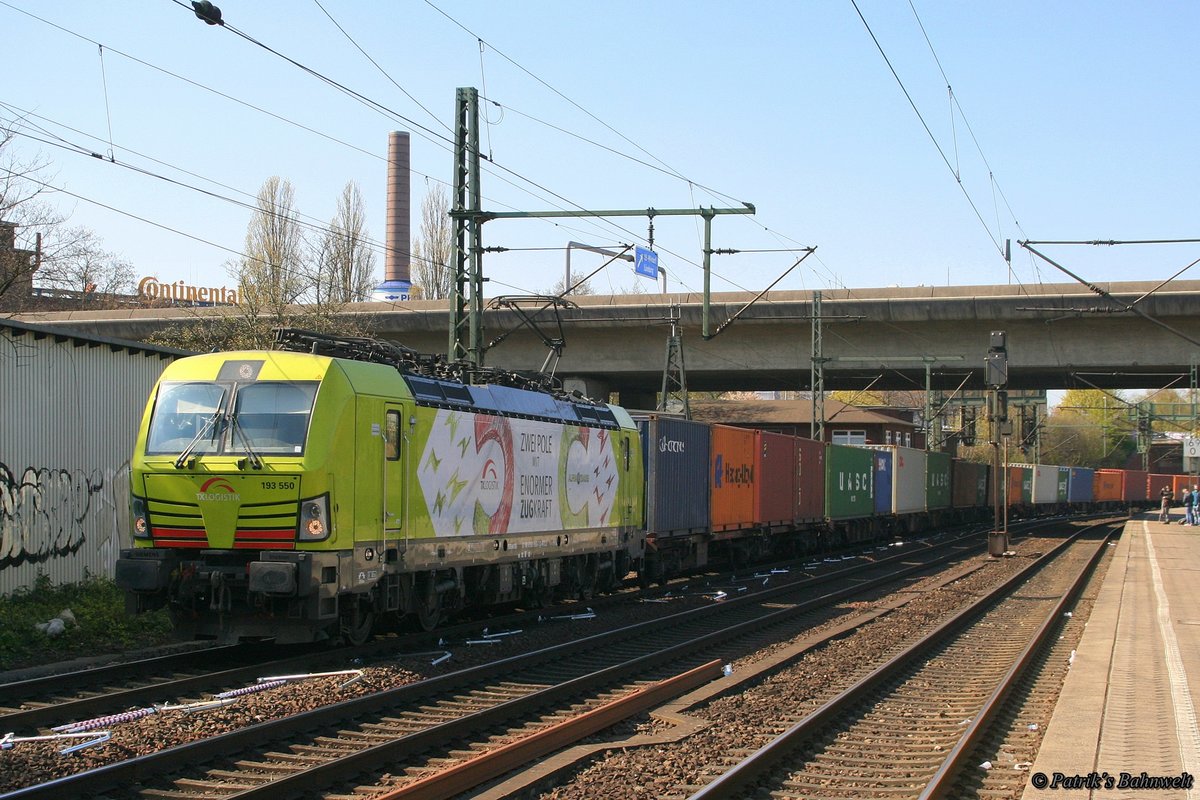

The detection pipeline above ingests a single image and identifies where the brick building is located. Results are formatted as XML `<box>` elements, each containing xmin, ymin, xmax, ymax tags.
<box><xmin>0</xmin><ymin>221</ymin><xmax>38</xmax><ymax>311</ymax></box>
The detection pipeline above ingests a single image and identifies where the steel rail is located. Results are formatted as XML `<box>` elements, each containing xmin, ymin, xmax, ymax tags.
<box><xmin>687</xmin><ymin>519</ymin><xmax>1120</xmax><ymax>799</ymax></box>
<box><xmin>0</xmin><ymin>646</ymin><xmax>346</xmax><ymax>732</ymax></box>
<box><xmin>1</xmin><ymin>525</ymin><xmax>1000</xmax><ymax>800</ymax></box>
<box><xmin>194</xmin><ymin>533</ymin><xmax>996</xmax><ymax>799</ymax></box>
<box><xmin>918</xmin><ymin>524</ymin><xmax>1116</xmax><ymax>799</ymax></box>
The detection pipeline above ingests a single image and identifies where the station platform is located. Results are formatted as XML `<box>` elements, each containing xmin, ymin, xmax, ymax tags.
<box><xmin>1022</xmin><ymin>513</ymin><xmax>1200</xmax><ymax>799</ymax></box>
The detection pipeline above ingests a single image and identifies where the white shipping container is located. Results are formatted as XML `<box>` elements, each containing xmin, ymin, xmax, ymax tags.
<box><xmin>1032</xmin><ymin>465</ymin><xmax>1059</xmax><ymax>505</ymax></box>
<box><xmin>864</xmin><ymin>445</ymin><xmax>927</xmax><ymax>515</ymax></box>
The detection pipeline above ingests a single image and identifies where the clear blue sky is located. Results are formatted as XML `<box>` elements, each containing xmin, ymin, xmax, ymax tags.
<box><xmin>4</xmin><ymin>0</ymin><xmax>1199</xmax><ymax>302</ymax></box>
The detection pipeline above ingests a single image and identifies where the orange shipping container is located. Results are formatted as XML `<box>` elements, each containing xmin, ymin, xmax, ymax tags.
<box><xmin>1006</xmin><ymin>466</ymin><xmax>1032</xmax><ymax>506</ymax></box>
<box><xmin>710</xmin><ymin>424</ymin><xmax>756</xmax><ymax>532</ymax></box>
<box><xmin>1174</xmin><ymin>475</ymin><xmax>1194</xmax><ymax>497</ymax></box>
<box><xmin>1094</xmin><ymin>470</ymin><xmax>1123</xmax><ymax>503</ymax></box>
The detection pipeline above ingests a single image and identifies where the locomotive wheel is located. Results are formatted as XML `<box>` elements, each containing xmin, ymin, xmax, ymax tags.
<box><xmin>525</xmin><ymin>577</ymin><xmax>551</xmax><ymax>608</ymax></box>
<box><xmin>341</xmin><ymin>596</ymin><xmax>375</xmax><ymax>646</ymax></box>
<box><xmin>415</xmin><ymin>577</ymin><xmax>441</xmax><ymax>631</ymax></box>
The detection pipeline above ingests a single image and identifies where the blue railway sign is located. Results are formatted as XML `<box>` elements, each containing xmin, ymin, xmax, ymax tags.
<box><xmin>634</xmin><ymin>246</ymin><xmax>659</xmax><ymax>279</ymax></box>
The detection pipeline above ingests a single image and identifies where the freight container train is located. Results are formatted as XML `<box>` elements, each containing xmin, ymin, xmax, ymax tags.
<box><xmin>115</xmin><ymin>331</ymin><xmax>1169</xmax><ymax>643</ymax></box>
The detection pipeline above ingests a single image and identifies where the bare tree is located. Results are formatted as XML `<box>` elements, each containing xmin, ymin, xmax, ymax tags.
<box><xmin>411</xmin><ymin>184</ymin><xmax>453</xmax><ymax>300</ymax></box>
<box><xmin>550</xmin><ymin>275</ymin><xmax>595</xmax><ymax>296</ymax></box>
<box><xmin>152</xmin><ymin>177</ymin><xmax>378</xmax><ymax>351</ymax></box>
<box><xmin>237</xmin><ymin>176</ymin><xmax>308</xmax><ymax>311</ymax></box>
<box><xmin>0</xmin><ymin>124</ymin><xmax>64</xmax><ymax>305</ymax></box>
<box><xmin>39</xmin><ymin>226</ymin><xmax>135</xmax><ymax>299</ymax></box>
<box><xmin>1</xmin><ymin>125</ymin><xmax>136</xmax><ymax>310</ymax></box>
<box><xmin>315</xmin><ymin>181</ymin><xmax>376</xmax><ymax>303</ymax></box>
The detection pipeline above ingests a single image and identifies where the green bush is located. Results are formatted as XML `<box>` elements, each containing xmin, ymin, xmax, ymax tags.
<box><xmin>0</xmin><ymin>574</ymin><xmax>174</xmax><ymax>671</ymax></box>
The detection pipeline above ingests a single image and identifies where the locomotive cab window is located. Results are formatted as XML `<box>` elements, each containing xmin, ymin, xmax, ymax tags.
<box><xmin>231</xmin><ymin>382</ymin><xmax>318</xmax><ymax>454</ymax></box>
<box><xmin>385</xmin><ymin>410</ymin><xmax>401</xmax><ymax>461</ymax></box>
<box><xmin>146</xmin><ymin>382</ymin><xmax>228</xmax><ymax>454</ymax></box>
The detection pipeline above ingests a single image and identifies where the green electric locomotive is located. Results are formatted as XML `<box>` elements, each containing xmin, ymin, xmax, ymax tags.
<box><xmin>116</xmin><ymin>330</ymin><xmax>645</xmax><ymax>643</ymax></box>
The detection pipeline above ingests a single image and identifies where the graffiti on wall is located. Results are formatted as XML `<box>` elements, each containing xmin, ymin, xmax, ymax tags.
<box><xmin>0</xmin><ymin>462</ymin><xmax>125</xmax><ymax>570</ymax></box>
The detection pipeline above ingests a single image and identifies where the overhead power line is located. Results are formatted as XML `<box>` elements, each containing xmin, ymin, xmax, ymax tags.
<box><xmin>850</xmin><ymin>0</ymin><xmax>1006</xmax><ymax>261</ymax></box>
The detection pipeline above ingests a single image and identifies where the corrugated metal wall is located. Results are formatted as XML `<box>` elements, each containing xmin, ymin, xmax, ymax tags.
<box><xmin>0</xmin><ymin>325</ymin><xmax>178</xmax><ymax>595</ymax></box>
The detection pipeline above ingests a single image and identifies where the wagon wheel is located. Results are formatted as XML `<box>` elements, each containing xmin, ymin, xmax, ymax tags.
<box><xmin>414</xmin><ymin>575</ymin><xmax>441</xmax><ymax>631</ymax></box>
<box><xmin>576</xmin><ymin>554</ymin><xmax>599</xmax><ymax>601</ymax></box>
<box><xmin>340</xmin><ymin>595</ymin><xmax>375</xmax><ymax>646</ymax></box>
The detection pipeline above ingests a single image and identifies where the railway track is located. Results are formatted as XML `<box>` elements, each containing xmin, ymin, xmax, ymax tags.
<box><xmin>0</xmin><ymin>644</ymin><xmax>324</xmax><ymax>734</ymax></box>
<box><xmin>685</xmin><ymin>520</ymin><xmax>1117</xmax><ymax>800</ymax></box>
<box><xmin>2</xmin><ymin>524</ymin><xmax>1006</xmax><ymax>800</ymax></box>
<box><xmin>0</xmin><ymin>520</ymin><xmax>1000</xmax><ymax>738</ymax></box>
<box><xmin>0</xmin><ymin>569</ymin><xmax>712</xmax><ymax>735</ymax></box>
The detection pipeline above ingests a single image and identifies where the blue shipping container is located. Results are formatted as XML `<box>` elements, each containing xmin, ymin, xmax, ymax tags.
<box><xmin>637</xmin><ymin>415</ymin><xmax>711</xmax><ymax>536</ymax></box>
<box><xmin>1068</xmin><ymin>467</ymin><xmax>1095</xmax><ymax>503</ymax></box>
<box><xmin>873</xmin><ymin>450</ymin><xmax>893</xmax><ymax>514</ymax></box>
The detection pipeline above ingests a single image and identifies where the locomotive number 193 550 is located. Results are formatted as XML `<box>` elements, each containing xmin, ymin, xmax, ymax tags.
<box><xmin>261</xmin><ymin>480</ymin><xmax>296</xmax><ymax>490</ymax></box>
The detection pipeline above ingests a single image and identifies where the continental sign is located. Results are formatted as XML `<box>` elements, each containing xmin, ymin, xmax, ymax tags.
<box><xmin>138</xmin><ymin>276</ymin><xmax>240</xmax><ymax>304</ymax></box>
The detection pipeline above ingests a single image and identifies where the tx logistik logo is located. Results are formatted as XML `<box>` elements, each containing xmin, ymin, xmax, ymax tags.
<box><xmin>196</xmin><ymin>477</ymin><xmax>241</xmax><ymax>502</ymax></box>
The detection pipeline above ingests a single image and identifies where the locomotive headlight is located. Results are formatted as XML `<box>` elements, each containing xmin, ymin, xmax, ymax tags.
<box><xmin>132</xmin><ymin>496</ymin><xmax>150</xmax><ymax>539</ymax></box>
<box><xmin>296</xmin><ymin>494</ymin><xmax>331</xmax><ymax>542</ymax></box>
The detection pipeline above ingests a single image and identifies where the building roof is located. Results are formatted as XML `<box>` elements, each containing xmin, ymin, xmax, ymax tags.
<box><xmin>0</xmin><ymin>317</ymin><xmax>193</xmax><ymax>359</ymax></box>
<box><xmin>690</xmin><ymin>398</ymin><xmax>917</xmax><ymax>428</ymax></box>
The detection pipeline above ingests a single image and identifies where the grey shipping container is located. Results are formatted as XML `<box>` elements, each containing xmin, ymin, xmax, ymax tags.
<box><xmin>637</xmin><ymin>415</ymin><xmax>711</xmax><ymax>536</ymax></box>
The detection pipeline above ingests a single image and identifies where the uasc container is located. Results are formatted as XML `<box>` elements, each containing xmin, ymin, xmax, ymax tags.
<box><xmin>826</xmin><ymin>443</ymin><xmax>873</xmax><ymax>520</ymax></box>
<box><xmin>926</xmin><ymin>451</ymin><xmax>952</xmax><ymax>511</ymax></box>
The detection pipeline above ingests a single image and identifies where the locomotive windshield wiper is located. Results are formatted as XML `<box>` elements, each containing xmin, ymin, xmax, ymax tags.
<box><xmin>228</xmin><ymin>413</ymin><xmax>264</xmax><ymax>470</ymax></box>
<box><xmin>173</xmin><ymin>412</ymin><xmax>222</xmax><ymax>470</ymax></box>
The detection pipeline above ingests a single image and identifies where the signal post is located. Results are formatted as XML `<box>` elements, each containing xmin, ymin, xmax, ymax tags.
<box><xmin>986</xmin><ymin>331</ymin><xmax>1010</xmax><ymax>556</ymax></box>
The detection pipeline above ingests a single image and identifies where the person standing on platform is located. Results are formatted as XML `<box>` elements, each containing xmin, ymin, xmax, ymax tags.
<box><xmin>1189</xmin><ymin>486</ymin><xmax>1199</xmax><ymax>526</ymax></box>
<box><xmin>1161</xmin><ymin>485</ymin><xmax>1173</xmax><ymax>523</ymax></box>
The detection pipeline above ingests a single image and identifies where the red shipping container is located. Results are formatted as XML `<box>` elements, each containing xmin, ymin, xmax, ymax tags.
<box><xmin>755</xmin><ymin>431</ymin><xmax>796</xmax><ymax>526</ymax></box>
<box><xmin>1122</xmin><ymin>469</ymin><xmax>1150</xmax><ymax>503</ymax></box>
<box><xmin>952</xmin><ymin>459</ymin><xmax>989</xmax><ymax>509</ymax></box>
<box><xmin>1174</xmin><ymin>475</ymin><xmax>1194</xmax><ymax>497</ymax></box>
<box><xmin>710</xmin><ymin>424</ymin><xmax>756</xmax><ymax>532</ymax></box>
<box><xmin>1149</xmin><ymin>474</ymin><xmax>1174</xmax><ymax>501</ymax></box>
<box><xmin>794</xmin><ymin>435</ymin><xmax>826</xmax><ymax>523</ymax></box>
<box><xmin>1094</xmin><ymin>470</ymin><xmax>1123</xmax><ymax>503</ymax></box>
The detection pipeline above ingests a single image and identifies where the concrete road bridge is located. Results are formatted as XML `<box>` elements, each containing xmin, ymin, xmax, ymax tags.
<box><xmin>14</xmin><ymin>280</ymin><xmax>1200</xmax><ymax>404</ymax></box>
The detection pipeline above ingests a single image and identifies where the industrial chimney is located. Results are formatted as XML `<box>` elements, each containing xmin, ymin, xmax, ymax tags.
<box><xmin>372</xmin><ymin>130</ymin><xmax>412</xmax><ymax>302</ymax></box>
